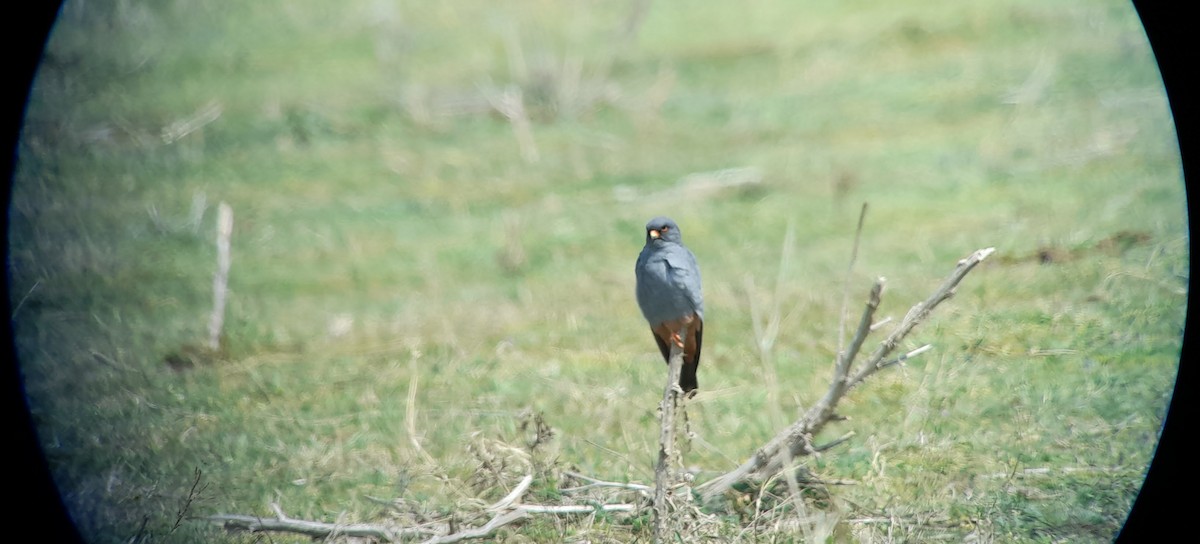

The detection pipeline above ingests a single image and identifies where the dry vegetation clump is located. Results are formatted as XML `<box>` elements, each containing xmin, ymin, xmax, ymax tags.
<box><xmin>211</xmin><ymin>244</ymin><xmax>996</xmax><ymax>542</ymax></box>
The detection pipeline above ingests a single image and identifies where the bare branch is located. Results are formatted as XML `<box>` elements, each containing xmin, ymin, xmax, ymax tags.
<box><xmin>208</xmin><ymin>498</ymin><xmax>637</xmax><ymax>543</ymax></box>
<box><xmin>835</xmin><ymin>278</ymin><xmax>885</xmax><ymax>394</ymax></box>
<box><xmin>698</xmin><ymin>248</ymin><xmax>994</xmax><ymax>501</ymax></box>
<box><xmin>422</xmin><ymin>509</ymin><xmax>526</xmax><ymax>544</ymax></box>
<box><xmin>878</xmin><ymin>344</ymin><xmax>933</xmax><ymax>370</ymax></box>
<box><xmin>844</xmin><ymin>247</ymin><xmax>995</xmax><ymax>391</ymax></box>
<box><xmin>171</xmin><ymin>468</ymin><xmax>205</xmax><ymax>534</ymax></box>
<box><xmin>813</xmin><ymin>431</ymin><xmax>856</xmax><ymax>453</ymax></box>
<box><xmin>653</xmin><ymin>332</ymin><xmax>687</xmax><ymax>541</ymax></box>
<box><xmin>868</xmin><ymin>316</ymin><xmax>893</xmax><ymax>331</ymax></box>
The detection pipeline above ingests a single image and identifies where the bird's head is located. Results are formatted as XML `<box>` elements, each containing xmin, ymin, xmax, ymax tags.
<box><xmin>645</xmin><ymin>216</ymin><xmax>683</xmax><ymax>245</ymax></box>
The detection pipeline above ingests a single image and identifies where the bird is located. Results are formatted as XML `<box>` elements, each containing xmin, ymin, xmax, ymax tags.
<box><xmin>635</xmin><ymin>216</ymin><xmax>704</xmax><ymax>395</ymax></box>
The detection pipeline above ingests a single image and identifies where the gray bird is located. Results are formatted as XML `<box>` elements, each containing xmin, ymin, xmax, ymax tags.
<box><xmin>635</xmin><ymin>216</ymin><xmax>704</xmax><ymax>394</ymax></box>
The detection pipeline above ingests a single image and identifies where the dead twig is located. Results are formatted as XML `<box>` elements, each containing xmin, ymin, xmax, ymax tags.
<box><xmin>422</xmin><ymin>509</ymin><xmax>525</xmax><ymax>544</ymax></box>
<box><xmin>209</xmin><ymin>500</ymin><xmax>637</xmax><ymax>543</ymax></box>
<box><xmin>208</xmin><ymin>503</ymin><xmax>404</xmax><ymax>542</ymax></box>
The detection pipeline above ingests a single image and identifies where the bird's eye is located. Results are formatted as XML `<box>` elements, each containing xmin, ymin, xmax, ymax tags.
<box><xmin>661</xmin><ymin>225</ymin><xmax>670</xmax><ymax>231</ymax></box>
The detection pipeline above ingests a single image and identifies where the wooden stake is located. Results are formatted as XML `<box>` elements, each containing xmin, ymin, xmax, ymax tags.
<box><xmin>207</xmin><ymin>202</ymin><xmax>232</xmax><ymax>351</ymax></box>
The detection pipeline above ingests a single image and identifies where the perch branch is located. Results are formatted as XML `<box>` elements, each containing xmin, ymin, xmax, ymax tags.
<box><xmin>653</xmin><ymin>329</ymin><xmax>687</xmax><ymax>542</ymax></box>
<box><xmin>698</xmin><ymin>247</ymin><xmax>994</xmax><ymax>501</ymax></box>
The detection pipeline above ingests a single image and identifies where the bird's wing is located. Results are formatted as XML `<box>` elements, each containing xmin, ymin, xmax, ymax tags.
<box><xmin>664</xmin><ymin>246</ymin><xmax>704</xmax><ymax>317</ymax></box>
<box><xmin>634</xmin><ymin>247</ymin><xmax>659</xmax><ymax>318</ymax></box>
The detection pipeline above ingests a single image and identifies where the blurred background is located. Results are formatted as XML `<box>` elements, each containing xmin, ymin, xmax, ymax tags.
<box><xmin>9</xmin><ymin>0</ymin><xmax>1186</xmax><ymax>542</ymax></box>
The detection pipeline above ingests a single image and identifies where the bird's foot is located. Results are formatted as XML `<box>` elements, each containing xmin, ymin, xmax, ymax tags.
<box><xmin>671</xmin><ymin>332</ymin><xmax>684</xmax><ymax>348</ymax></box>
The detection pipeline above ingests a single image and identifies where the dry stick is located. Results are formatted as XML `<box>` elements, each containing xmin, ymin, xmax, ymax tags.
<box><xmin>844</xmin><ymin>247</ymin><xmax>996</xmax><ymax>392</ymax></box>
<box><xmin>207</xmin><ymin>202</ymin><xmax>233</xmax><ymax>351</ymax></box>
<box><xmin>652</xmin><ymin>332</ymin><xmax>687</xmax><ymax>543</ymax></box>
<box><xmin>209</xmin><ymin>499</ymin><xmax>635</xmax><ymax>543</ymax></box>
<box><xmin>423</xmin><ymin>503</ymin><xmax>639</xmax><ymax>544</ymax></box>
<box><xmin>698</xmin><ymin>247</ymin><xmax>995</xmax><ymax>501</ymax></box>
<box><xmin>422</xmin><ymin>509</ymin><xmax>527</xmax><ymax>544</ymax></box>
<box><xmin>208</xmin><ymin>511</ymin><xmax>403</xmax><ymax>542</ymax></box>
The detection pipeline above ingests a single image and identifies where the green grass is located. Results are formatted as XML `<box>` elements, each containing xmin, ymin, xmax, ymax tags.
<box><xmin>11</xmin><ymin>0</ymin><xmax>1185</xmax><ymax>542</ymax></box>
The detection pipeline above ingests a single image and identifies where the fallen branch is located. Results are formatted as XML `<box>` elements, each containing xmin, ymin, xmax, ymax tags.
<box><xmin>423</xmin><ymin>509</ymin><xmax>526</xmax><ymax>544</ymax></box>
<box><xmin>699</xmin><ymin>247</ymin><xmax>995</xmax><ymax>501</ymax></box>
<box><xmin>982</xmin><ymin>465</ymin><xmax>1129</xmax><ymax>479</ymax></box>
<box><xmin>423</xmin><ymin>503</ymin><xmax>638</xmax><ymax>544</ymax></box>
<box><xmin>209</xmin><ymin>471</ymin><xmax>637</xmax><ymax>543</ymax></box>
<box><xmin>208</xmin><ymin>503</ymin><xmax>405</xmax><ymax>541</ymax></box>
<box><xmin>209</xmin><ymin>501</ymin><xmax>638</xmax><ymax>543</ymax></box>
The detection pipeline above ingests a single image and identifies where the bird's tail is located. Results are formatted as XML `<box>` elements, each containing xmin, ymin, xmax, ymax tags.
<box><xmin>679</xmin><ymin>360</ymin><xmax>698</xmax><ymax>394</ymax></box>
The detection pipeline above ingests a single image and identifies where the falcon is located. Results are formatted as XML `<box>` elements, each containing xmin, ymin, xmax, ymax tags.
<box><xmin>635</xmin><ymin>216</ymin><xmax>704</xmax><ymax>394</ymax></box>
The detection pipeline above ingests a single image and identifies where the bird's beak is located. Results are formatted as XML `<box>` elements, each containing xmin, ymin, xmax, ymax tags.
<box><xmin>649</xmin><ymin>229</ymin><xmax>661</xmax><ymax>239</ymax></box>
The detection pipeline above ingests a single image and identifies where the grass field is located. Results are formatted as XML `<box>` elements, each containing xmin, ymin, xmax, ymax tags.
<box><xmin>10</xmin><ymin>0</ymin><xmax>1186</xmax><ymax>542</ymax></box>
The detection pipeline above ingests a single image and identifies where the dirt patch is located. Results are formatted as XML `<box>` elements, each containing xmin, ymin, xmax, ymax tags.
<box><xmin>1000</xmin><ymin>230</ymin><xmax>1153</xmax><ymax>265</ymax></box>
